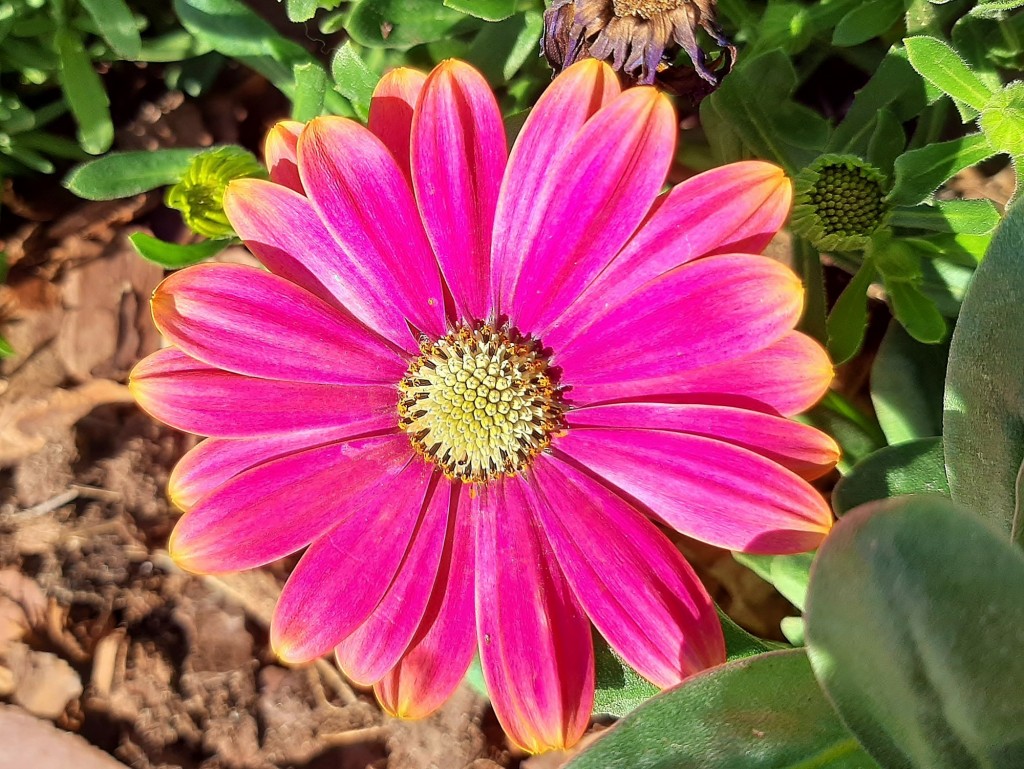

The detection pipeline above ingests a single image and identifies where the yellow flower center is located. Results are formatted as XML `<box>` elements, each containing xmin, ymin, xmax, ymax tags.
<box><xmin>612</xmin><ymin>0</ymin><xmax>685</xmax><ymax>19</ymax></box>
<box><xmin>398</xmin><ymin>325</ymin><xmax>564</xmax><ymax>482</ymax></box>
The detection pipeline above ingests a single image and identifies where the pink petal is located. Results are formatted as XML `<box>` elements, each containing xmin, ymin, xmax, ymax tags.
<box><xmin>375</xmin><ymin>483</ymin><xmax>475</xmax><ymax>718</ymax></box>
<box><xmin>491</xmin><ymin>59</ymin><xmax>619</xmax><ymax>312</ymax></box>
<box><xmin>225</xmin><ymin>178</ymin><xmax>422</xmax><ymax>351</ymax></box>
<box><xmin>298</xmin><ymin>116</ymin><xmax>446</xmax><ymax>343</ymax></box>
<box><xmin>555</xmin><ymin>255</ymin><xmax>804</xmax><ymax>405</ymax></box>
<box><xmin>668</xmin><ymin>331</ymin><xmax>834</xmax><ymax>417</ymax></box>
<box><xmin>335</xmin><ymin>476</ymin><xmax>453</xmax><ymax>686</ymax></box>
<box><xmin>545</xmin><ymin>162</ymin><xmax>792</xmax><ymax>347</ymax></box>
<box><xmin>271</xmin><ymin>459</ymin><xmax>436</xmax><ymax>663</ymax></box>
<box><xmin>168</xmin><ymin>432</ymin><xmax>412</xmax><ymax>574</ymax></box>
<box><xmin>475</xmin><ymin>479</ymin><xmax>594</xmax><ymax>753</ymax></box>
<box><xmin>412</xmin><ymin>60</ymin><xmax>505</xmax><ymax>322</ymax></box>
<box><xmin>152</xmin><ymin>263</ymin><xmax>406</xmax><ymax>384</ymax></box>
<box><xmin>529</xmin><ymin>455</ymin><xmax>725</xmax><ymax>687</ymax></box>
<box><xmin>130</xmin><ymin>347</ymin><xmax>398</xmax><ymax>438</ymax></box>
<box><xmin>553</xmin><ymin>428</ymin><xmax>833</xmax><ymax>553</ymax></box>
<box><xmin>567</xmin><ymin>403</ymin><xmax>839</xmax><ymax>479</ymax></box>
<box><xmin>169</xmin><ymin>428</ymin><xmax>358</xmax><ymax>511</ymax></box>
<box><xmin>368</xmin><ymin>68</ymin><xmax>427</xmax><ymax>183</ymax></box>
<box><xmin>264</xmin><ymin>120</ymin><xmax>304</xmax><ymax>193</ymax></box>
<box><xmin>510</xmin><ymin>87</ymin><xmax>677</xmax><ymax>335</ymax></box>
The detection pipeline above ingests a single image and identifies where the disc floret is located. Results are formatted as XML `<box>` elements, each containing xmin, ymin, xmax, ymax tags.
<box><xmin>791</xmin><ymin>154</ymin><xmax>889</xmax><ymax>252</ymax></box>
<box><xmin>398</xmin><ymin>324</ymin><xmax>565</xmax><ymax>482</ymax></box>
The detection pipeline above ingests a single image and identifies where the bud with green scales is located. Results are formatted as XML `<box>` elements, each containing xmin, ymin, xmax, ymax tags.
<box><xmin>791</xmin><ymin>155</ymin><xmax>889</xmax><ymax>252</ymax></box>
<box><xmin>166</xmin><ymin>146</ymin><xmax>267</xmax><ymax>240</ymax></box>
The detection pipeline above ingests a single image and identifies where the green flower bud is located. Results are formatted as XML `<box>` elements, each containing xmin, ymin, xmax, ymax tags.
<box><xmin>166</xmin><ymin>146</ymin><xmax>266</xmax><ymax>240</ymax></box>
<box><xmin>791</xmin><ymin>154</ymin><xmax>889</xmax><ymax>252</ymax></box>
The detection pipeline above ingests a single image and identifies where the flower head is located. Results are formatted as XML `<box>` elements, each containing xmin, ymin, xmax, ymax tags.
<box><xmin>165</xmin><ymin>146</ymin><xmax>267</xmax><ymax>239</ymax></box>
<box><xmin>791</xmin><ymin>154</ymin><xmax>889</xmax><ymax>252</ymax></box>
<box><xmin>131</xmin><ymin>60</ymin><xmax>837</xmax><ymax>752</ymax></box>
<box><xmin>543</xmin><ymin>0</ymin><xmax>733</xmax><ymax>86</ymax></box>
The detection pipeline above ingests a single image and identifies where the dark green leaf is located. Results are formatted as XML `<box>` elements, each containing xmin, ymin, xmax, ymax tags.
<box><xmin>805</xmin><ymin>496</ymin><xmax>1024</xmax><ymax>769</ymax></box>
<box><xmin>866</xmin><ymin>108</ymin><xmax>906</xmax><ymax>175</ymax></box>
<box><xmin>871</xmin><ymin>321</ymin><xmax>948</xmax><ymax>445</ymax></box>
<box><xmin>889</xmin><ymin>133</ymin><xmax>996</xmax><ymax>206</ymax></box>
<box><xmin>129</xmin><ymin>233</ymin><xmax>231</xmax><ymax>268</ymax></box>
<box><xmin>347</xmin><ymin>0</ymin><xmax>475</xmax><ymax>49</ymax></box>
<box><xmin>833</xmin><ymin>0</ymin><xmax>904</xmax><ymax>47</ymax></box>
<box><xmin>444</xmin><ymin>0</ymin><xmax>515</xmax><ymax>21</ymax></box>
<box><xmin>467</xmin><ymin>11</ymin><xmax>544</xmax><ymax>83</ymax></box>
<box><xmin>827</xmin><ymin>257</ymin><xmax>877</xmax><ymax>365</ymax></box>
<box><xmin>79</xmin><ymin>0</ymin><xmax>141</xmax><ymax>59</ymax></box>
<box><xmin>734</xmin><ymin>552</ymin><xmax>815</xmax><ymax>611</ymax></box>
<box><xmin>54</xmin><ymin>27</ymin><xmax>112</xmax><ymax>155</ymax></box>
<box><xmin>945</xmin><ymin>196</ymin><xmax>1024</xmax><ymax>544</ymax></box>
<box><xmin>568</xmin><ymin>650</ymin><xmax>878</xmax><ymax>769</ymax></box>
<box><xmin>593</xmin><ymin>633</ymin><xmax>660</xmax><ymax>717</ymax></box>
<box><xmin>803</xmin><ymin>392</ymin><xmax>886</xmax><ymax>474</ymax></box>
<box><xmin>64</xmin><ymin>149</ymin><xmax>201</xmax><ymax>200</ymax></box>
<box><xmin>832</xmin><ymin>437</ymin><xmax>949</xmax><ymax>515</ymax></box>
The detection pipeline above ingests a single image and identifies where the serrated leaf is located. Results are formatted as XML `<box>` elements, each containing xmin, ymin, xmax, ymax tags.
<box><xmin>129</xmin><ymin>233</ymin><xmax>231</xmax><ymax>268</ymax></box>
<box><xmin>945</xmin><ymin>196</ymin><xmax>1024</xmax><ymax>544</ymax></box>
<box><xmin>904</xmin><ymin>35</ymin><xmax>994</xmax><ymax>112</ymax></box>
<box><xmin>888</xmin><ymin>132</ymin><xmax>996</xmax><ymax>206</ymax></box>
<box><xmin>805</xmin><ymin>497</ymin><xmax>1024</xmax><ymax>769</ymax></box>
<box><xmin>79</xmin><ymin>0</ymin><xmax>141</xmax><ymax>59</ymax></box>
<box><xmin>63</xmin><ymin>148</ymin><xmax>201</xmax><ymax>200</ymax></box>
<box><xmin>569</xmin><ymin>650</ymin><xmax>879</xmax><ymax>769</ymax></box>
<box><xmin>832</xmin><ymin>437</ymin><xmax>949</xmax><ymax>515</ymax></box>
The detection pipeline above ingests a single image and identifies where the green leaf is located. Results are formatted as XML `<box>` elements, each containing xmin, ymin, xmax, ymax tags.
<box><xmin>888</xmin><ymin>133</ymin><xmax>996</xmax><ymax>206</ymax></box>
<box><xmin>285</xmin><ymin>0</ymin><xmax>320</xmax><ymax>22</ymax></box>
<box><xmin>832</xmin><ymin>437</ymin><xmax>949</xmax><ymax>515</ymax></box>
<box><xmin>972</xmin><ymin>0</ymin><xmax>1024</xmax><ymax>16</ymax></box>
<box><xmin>174</xmin><ymin>0</ymin><xmax>288</xmax><ymax>57</ymax></box>
<box><xmin>805</xmin><ymin>496</ymin><xmax>1024</xmax><ymax>769</ymax></box>
<box><xmin>330</xmin><ymin>41</ymin><xmax>377</xmax><ymax>121</ymax></box>
<box><xmin>444</xmin><ymin>0</ymin><xmax>515</xmax><ymax>21</ymax></box>
<box><xmin>871</xmin><ymin>321</ymin><xmax>948</xmax><ymax>445</ymax></box>
<box><xmin>291</xmin><ymin>61</ymin><xmax>327</xmax><ymax>122</ymax></box>
<box><xmin>734</xmin><ymin>552</ymin><xmax>815</xmax><ymax>612</ymax></box>
<box><xmin>79</xmin><ymin>0</ymin><xmax>141</xmax><ymax>59</ymax></box>
<box><xmin>945</xmin><ymin>196</ymin><xmax>1024</xmax><ymax>544</ymax></box>
<box><xmin>568</xmin><ymin>650</ymin><xmax>879</xmax><ymax>769</ymax></box>
<box><xmin>54</xmin><ymin>27</ymin><xmax>112</xmax><ymax>155</ymax></box>
<box><xmin>866</xmin><ymin>108</ymin><xmax>906</xmax><ymax>175</ymax></box>
<box><xmin>833</xmin><ymin>0</ymin><xmax>904</xmax><ymax>47</ymax></box>
<box><xmin>467</xmin><ymin>10</ymin><xmax>544</xmax><ymax>83</ymax></box>
<box><xmin>347</xmin><ymin>0</ymin><xmax>475</xmax><ymax>49</ymax></box>
<box><xmin>980</xmin><ymin>83</ymin><xmax>1024</xmax><ymax>158</ymax></box>
<box><xmin>63</xmin><ymin>148</ymin><xmax>201</xmax><ymax>200</ymax></box>
<box><xmin>803</xmin><ymin>392</ymin><xmax>886</xmax><ymax>475</ymax></box>
<box><xmin>904</xmin><ymin>36</ymin><xmax>995</xmax><ymax>113</ymax></box>
<box><xmin>593</xmin><ymin>633</ymin><xmax>660</xmax><ymax>718</ymax></box>
<box><xmin>827</xmin><ymin>257</ymin><xmax>877</xmax><ymax>365</ymax></box>
<box><xmin>885</xmin><ymin>278</ymin><xmax>947</xmax><ymax>344</ymax></box>
<box><xmin>700</xmin><ymin>50</ymin><xmax>829</xmax><ymax>175</ymax></box>
<box><xmin>890</xmin><ymin>199</ymin><xmax>1001</xmax><ymax>235</ymax></box>
<box><xmin>129</xmin><ymin>233</ymin><xmax>231</xmax><ymax>268</ymax></box>
<box><xmin>0</xmin><ymin>335</ymin><xmax>13</xmax><ymax>358</ymax></box>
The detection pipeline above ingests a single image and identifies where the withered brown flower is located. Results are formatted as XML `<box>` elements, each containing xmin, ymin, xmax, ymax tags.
<box><xmin>543</xmin><ymin>0</ymin><xmax>733</xmax><ymax>87</ymax></box>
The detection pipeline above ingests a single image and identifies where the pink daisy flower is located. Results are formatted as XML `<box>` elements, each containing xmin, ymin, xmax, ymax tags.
<box><xmin>131</xmin><ymin>59</ymin><xmax>837</xmax><ymax>752</ymax></box>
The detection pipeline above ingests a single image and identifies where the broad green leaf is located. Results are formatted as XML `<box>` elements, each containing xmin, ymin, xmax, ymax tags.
<box><xmin>803</xmin><ymin>392</ymin><xmax>886</xmax><ymax>475</ymax></box>
<box><xmin>129</xmin><ymin>233</ymin><xmax>231</xmax><ymax>268</ymax></box>
<box><xmin>63</xmin><ymin>148</ymin><xmax>201</xmax><ymax>200</ymax></box>
<box><xmin>568</xmin><ymin>650</ymin><xmax>879</xmax><ymax>769</ymax></box>
<box><xmin>871</xmin><ymin>321</ymin><xmax>948</xmax><ymax>445</ymax></box>
<box><xmin>79</xmin><ymin>0</ymin><xmax>141</xmax><ymax>59</ymax></box>
<box><xmin>830</xmin><ymin>49</ymin><xmax>928</xmax><ymax>157</ymax></box>
<box><xmin>347</xmin><ymin>0</ymin><xmax>475</xmax><ymax>49</ymax></box>
<box><xmin>888</xmin><ymin>132</ymin><xmax>996</xmax><ymax>206</ymax></box>
<box><xmin>866</xmin><ymin>108</ymin><xmax>906</xmax><ymax>175</ymax></box>
<box><xmin>832</xmin><ymin>437</ymin><xmax>949</xmax><ymax>515</ymax></box>
<box><xmin>917</xmin><ymin>254</ymin><xmax>973</xmax><ymax>316</ymax></box>
<box><xmin>444</xmin><ymin>0</ymin><xmax>515</xmax><ymax>21</ymax></box>
<box><xmin>700</xmin><ymin>50</ymin><xmax>829</xmax><ymax>175</ymax></box>
<box><xmin>468</xmin><ymin>10</ymin><xmax>544</xmax><ymax>83</ymax></box>
<box><xmin>54</xmin><ymin>27</ymin><xmax>112</xmax><ymax>155</ymax></box>
<box><xmin>285</xmin><ymin>0</ymin><xmax>320</xmax><ymax>22</ymax></box>
<box><xmin>905</xmin><ymin>231</ymin><xmax>990</xmax><ymax>266</ymax></box>
<box><xmin>805</xmin><ymin>496</ymin><xmax>1024</xmax><ymax>769</ymax></box>
<box><xmin>952</xmin><ymin>15</ymin><xmax>1009</xmax><ymax>92</ymax></box>
<box><xmin>833</xmin><ymin>0</ymin><xmax>904</xmax><ymax>47</ymax></box>
<box><xmin>291</xmin><ymin>61</ymin><xmax>327</xmax><ymax>122</ymax></box>
<box><xmin>980</xmin><ymin>83</ymin><xmax>1024</xmax><ymax>157</ymax></box>
<box><xmin>827</xmin><ymin>257</ymin><xmax>876</xmax><ymax>365</ymax></box>
<box><xmin>331</xmin><ymin>41</ymin><xmax>377</xmax><ymax>120</ymax></box>
<box><xmin>174</xmin><ymin>0</ymin><xmax>290</xmax><ymax>57</ymax></box>
<box><xmin>734</xmin><ymin>552</ymin><xmax>815</xmax><ymax>611</ymax></box>
<box><xmin>945</xmin><ymin>196</ymin><xmax>1024</xmax><ymax>544</ymax></box>
<box><xmin>890</xmin><ymin>198</ymin><xmax>1000</xmax><ymax>235</ymax></box>
<box><xmin>904</xmin><ymin>36</ymin><xmax>994</xmax><ymax>113</ymax></box>
<box><xmin>885</xmin><ymin>278</ymin><xmax>946</xmax><ymax>344</ymax></box>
